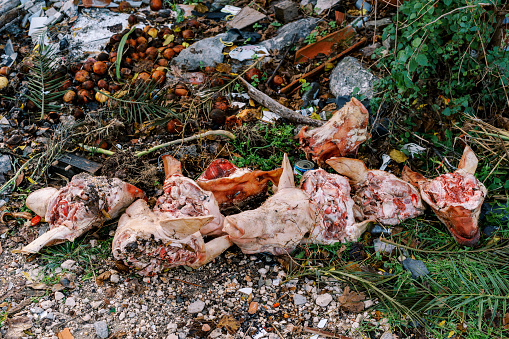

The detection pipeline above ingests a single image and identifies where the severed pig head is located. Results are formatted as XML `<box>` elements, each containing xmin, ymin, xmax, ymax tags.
<box><xmin>223</xmin><ymin>155</ymin><xmax>316</xmax><ymax>255</ymax></box>
<box><xmin>223</xmin><ymin>155</ymin><xmax>371</xmax><ymax>255</ymax></box>
<box><xmin>326</xmin><ymin>157</ymin><xmax>424</xmax><ymax>225</ymax></box>
<box><xmin>112</xmin><ymin>199</ymin><xmax>232</xmax><ymax>276</ymax></box>
<box><xmin>299</xmin><ymin>169</ymin><xmax>373</xmax><ymax>244</ymax></box>
<box><xmin>298</xmin><ymin>98</ymin><xmax>369</xmax><ymax>166</ymax></box>
<box><xmin>154</xmin><ymin>155</ymin><xmax>224</xmax><ymax>236</ymax></box>
<box><xmin>196</xmin><ymin>158</ymin><xmax>283</xmax><ymax>209</ymax></box>
<box><xmin>402</xmin><ymin>146</ymin><xmax>487</xmax><ymax>246</ymax></box>
<box><xmin>19</xmin><ymin>173</ymin><xmax>145</xmax><ymax>254</ymax></box>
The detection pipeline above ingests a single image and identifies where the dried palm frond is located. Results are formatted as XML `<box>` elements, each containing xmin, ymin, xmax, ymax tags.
<box><xmin>102</xmin><ymin>80</ymin><xmax>178</xmax><ymax>124</ymax></box>
<box><xmin>23</xmin><ymin>37</ymin><xmax>66</xmax><ymax>120</ymax></box>
<box><xmin>457</xmin><ymin>114</ymin><xmax>509</xmax><ymax>165</ymax></box>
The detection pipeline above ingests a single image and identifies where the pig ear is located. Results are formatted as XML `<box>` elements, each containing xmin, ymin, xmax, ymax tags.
<box><xmin>162</xmin><ymin>155</ymin><xmax>182</xmax><ymax>178</ymax></box>
<box><xmin>401</xmin><ymin>165</ymin><xmax>427</xmax><ymax>186</ymax></box>
<box><xmin>326</xmin><ymin>157</ymin><xmax>368</xmax><ymax>184</ymax></box>
<box><xmin>26</xmin><ymin>187</ymin><xmax>58</xmax><ymax>217</ymax></box>
<box><xmin>159</xmin><ymin>215</ymin><xmax>215</xmax><ymax>237</ymax></box>
<box><xmin>277</xmin><ymin>154</ymin><xmax>295</xmax><ymax>190</ymax></box>
<box><xmin>457</xmin><ymin>146</ymin><xmax>478</xmax><ymax>174</ymax></box>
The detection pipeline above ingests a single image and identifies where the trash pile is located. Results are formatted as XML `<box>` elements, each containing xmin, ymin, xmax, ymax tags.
<box><xmin>0</xmin><ymin>0</ymin><xmax>508</xmax><ymax>337</ymax></box>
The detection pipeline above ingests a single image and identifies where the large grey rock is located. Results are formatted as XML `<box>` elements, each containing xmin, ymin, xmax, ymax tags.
<box><xmin>0</xmin><ymin>155</ymin><xmax>11</xmax><ymax>174</ymax></box>
<box><xmin>259</xmin><ymin>18</ymin><xmax>319</xmax><ymax>52</ymax></box>
<box><xmin>315</xmin><ymin>0</ymin><xmax>341</xmax><ymax>14</ymax></box>
<box><xmin>329</xmin><ymin>56</ymin><xmax>378</xmax><ymax>99</ymax></box>
<box><xmin>0</xmin><ymin>0</ymin><xmax>21</xmax><ymax>16</ymax></box>
<box><xmin>173</xmin><ymin>33</ymin><xmax>229</xmax><ymax>71</ymax></box>
<box><xmin>94</xmin><ymin>320</ymin><xmax>109</xmax><ymax>339</ymax></box>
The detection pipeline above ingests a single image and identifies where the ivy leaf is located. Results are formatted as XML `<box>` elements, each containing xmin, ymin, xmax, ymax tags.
<box><xmin>416</xmin><ymin>54</ymin><xmax>428</xmax><ymax>66</ymax></box>
<box><xmin>412</xmin><ymin>38</ymin><xmax>422</xmax><ymax>48</ymax></box>
<box><xmin>408</xmin><ymin>58</ymin><xmax>418</xmax><ymax>72</ymax></box>
<box><xmin>444</xmin><ymin>0</ymin><xmax>452</xmax><ymax>5</ymax></box>
<box><xmin>442</xmin><ymin>107</ymin><xmax>452</xmax><ymax>116</ymax></box>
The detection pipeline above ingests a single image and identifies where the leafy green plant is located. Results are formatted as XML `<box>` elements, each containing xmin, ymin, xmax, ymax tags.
<box><xmin>0</xmin><ymin>311</ymin><xmax>6</xmax><ymax>328</ymax></box>
<box><xmin>328</xmin><ymin>21</ymin><xmax>337</xmax><ymax>29</ymax></box>
<box><xmin>372</xmin><ymin>0</ymin><xmax>508</xmax><ymax>118</ymax></box>
<box><xmin>253</xmin><ymin>23</ymin><xmax>262</xmax><ymax>29</ymax></box>
<box><xmin>271</xmin><ymin>21</ymin><xmax>282</xmax><ymax>27</ymax></box>
<box><xmin>250</xmin><ymin>74</ymin><xmax>260</xmax><ymax>88</ymax></box>
<box><xmin>300</xmin><ymin>80</ymin><xmax>312</xmax><ymax>94</ymax></box>
<box><xmin>304</xmin><ymin>32</ymin><xmax>317</xmax><ymax>44</ymax></box>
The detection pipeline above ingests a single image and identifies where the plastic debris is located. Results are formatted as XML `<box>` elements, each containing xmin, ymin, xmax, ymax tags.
<box><xmin>229</xmin><ymin>45</ymin><xmax>269</xmax><ymax>61</ymax></box>
<box><xmin>402</xmin><ymin>258</ymin><xmax>430</xmax><ymax>279</ymax></box>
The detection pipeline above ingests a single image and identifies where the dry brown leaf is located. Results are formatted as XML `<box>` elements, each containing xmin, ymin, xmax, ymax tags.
<box><xmin>4</xmin><ymin>316</ymin><xmax>32</xmax><ymax>339</ymax></box>
<box><xmin>27</xmin><ymin>283</ymin><xmax>48</xmax><ymax>290</ymax></box>
<box><xmin>217</xmin><ymin>314</ymin><xmax>240</xmax><ymax>334</ymax></box>
<box><xmin>337</xmin><ymin>286</ymin><xmax>365</xmax><ymax>313</ymax></box>
<box><xmin>504</xmin><ymin>312</ymin><xmax>509</xmax><ymax>329</ymax></box>
<box><xmin>15</xmin><ymin>171</ymin><xmax>24</xmax><ymax>187</ymax></box>
<box><xmin>0</xmin><ymin>242</ymin><xmax>2</xmax><ymax>255</ymax></box>
<box><xmin>96</xmin><ymin>271</ymin><xmax>112</xmax><ymax>286</ymax></box>
<box><xmin>389</xmin><ymin>149</ymin><xmax>408</xmax><ymax>163</ymax></box>
<box><xmin>216</xmin><ymin>63</ymin><xmax>231</xmax><ymax>73</ymax></box>
<box><xmin>57</xmin><ymin>328</ymin><xmax>74</xmax><ymax>339</ymax></box>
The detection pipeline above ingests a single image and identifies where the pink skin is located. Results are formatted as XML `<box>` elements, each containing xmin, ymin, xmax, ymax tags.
<box><xmin>326</xmin><ymin>157</ymin><xmax>424</xmax><ymax>226</ymax></box>
<box><xmin>19</xmin><ymin>174</ymin><xmax>145</xmax><ymax>254</ymax></box>
<box><xmin>402</xmin><ymin>146</ymin><xmax>486</xmax><ymax>247</ymax></box>
<box><xmin>299</xmin><ymin>98</ymin><xmax>369</xmax><ymax>166</ymax></box>
<box><xmin>196</xmin><ymin>158</ymin><xmax>283</xmax><ymax>209</ymax></box>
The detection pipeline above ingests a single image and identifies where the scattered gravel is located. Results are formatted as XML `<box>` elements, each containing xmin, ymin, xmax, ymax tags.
<box><xmin>94</xmin><ymin>320</ymin><xmax>109</xmax><ymax>338</ymax></box>
<box><xmin>0</xmin><ymin>239</ymin><xmax>391</xmax><ymax>338</ymax></box>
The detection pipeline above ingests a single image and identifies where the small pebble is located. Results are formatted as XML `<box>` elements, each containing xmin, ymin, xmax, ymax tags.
<box><xmin>202</xmin><ymin>324</ymin><xmax>211</xmax><ymax>331</ymax></box>
<box><xmin>248</xmin><ymin>301</ymin><xmax>259</xmax><ymax>314</ymax></box>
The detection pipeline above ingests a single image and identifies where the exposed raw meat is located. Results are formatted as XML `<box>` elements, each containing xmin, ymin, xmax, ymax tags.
<box><xmin>223</xmin><ymin>155</ymin><xmax>371</xmax><ymax>255</ymax></box>
<box><xmin>112</xmin><ymin>199</ymin><xmax>232</xmax><ymax>276</ymax></box>
<box><xmin>300</xmin><ymin>169</ymin><xmax>372</xmax><ymax>244</ymax></box>
<box><xmin>112</xmin><ymin>155</ymin><xmax>231</xmax><ymax>275</ymax></box>
<box><xmin>196</xmin><ymin>158</ymin><xmax>283</xmax><ymax>209</ymax></box>
<box><xmin>20</xmin><ymin>173</ymin><xmax>145</xmax><ymax>254</ymax></box>
<box><xmin>298</xmin><ymin>98</ymin><xmax>369</xmax><ymax>166</ymax></box>
<box><xmin>154</xmin><ymin>155</ymin><xmax>224</xmax><ymax>236</ymax></box>
<box><xmin>326</xmin><ymin>157</ymin><xmax>424</xmax><ymax>225</ymax></box>
<box><xmin>402</xmin><ymin>146</ymin><xmax>486</xmax><ymax>246</ymax></box>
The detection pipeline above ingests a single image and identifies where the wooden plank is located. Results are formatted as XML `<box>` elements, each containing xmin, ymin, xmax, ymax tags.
<box><xmin>51</xmin><ymin>153</ymin><xmax>103</xmax><ymax>178</ymax></box>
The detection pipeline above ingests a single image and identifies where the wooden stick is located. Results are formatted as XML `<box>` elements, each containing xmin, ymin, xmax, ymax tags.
<box><xmin>303</xmin><ymin>327</ymin><xmax>354</xmax><ymax>339</ymax></box>
<box><xmin>135</xmin><ymin>130</ymin><xmax>236</xmax><ymax>157</ymax></box>
<box><xmin>239</xmin><ymin>77</ymin><xmax>324</xmax><ymax>127</ymax></box>
<box><xmin>81</xmin><ymin>130</ymin><xmax>236</xmax><ymax>158</ymax></box>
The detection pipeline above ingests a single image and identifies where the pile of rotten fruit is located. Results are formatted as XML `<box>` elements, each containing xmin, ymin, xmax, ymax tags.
<box><xmin>18</xmin><ymin>98</ymin><xmax>487</xmax><ymax>277</ymax></box>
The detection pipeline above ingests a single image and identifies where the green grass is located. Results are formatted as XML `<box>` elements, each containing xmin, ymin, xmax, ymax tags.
<box><xmin>231</xmin><ymin>123</ymin><xmax>298</xmax><ymax>171</ymax></box>
<box><xmin>288</xmin><ymin>203</ymin><xmax>509</xmax><ymax>337</ymax></box>
<box><xmin>40</xmin><ymin>238</ymin><xmax>112</xmax><ymax>272</ymax></box>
